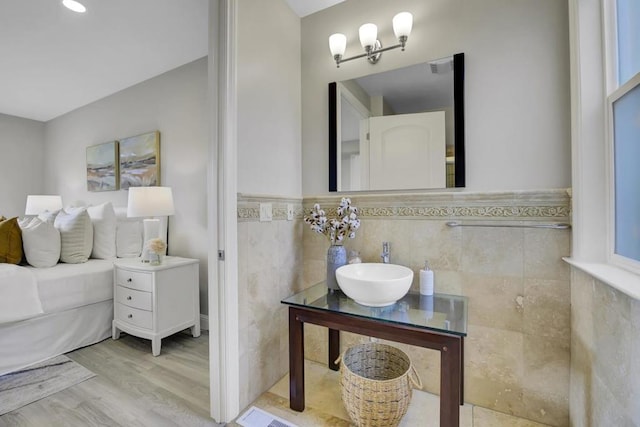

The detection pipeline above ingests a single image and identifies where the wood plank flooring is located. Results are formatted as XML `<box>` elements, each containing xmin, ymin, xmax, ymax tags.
<box><xmin>0</xmin><ymin>332</ymin><xmax>221</xmax><ymax>427</ymax></box>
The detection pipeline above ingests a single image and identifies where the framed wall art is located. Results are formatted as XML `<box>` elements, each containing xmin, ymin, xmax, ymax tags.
<box><xmin>86</xmin><ymin>141</ymin><xmax>119</xmax><ymax>191</ymax></box>
<box><xmin>119</xmin><ymin>131</ymin><xmax>160</xmax><ymax>189</ymax></box>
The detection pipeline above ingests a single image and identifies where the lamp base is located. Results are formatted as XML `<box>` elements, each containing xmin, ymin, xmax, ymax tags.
<box><xmin>141</xmin><ymin>218</ymin><xmax>163</xmax><ymax>263</ymax></box>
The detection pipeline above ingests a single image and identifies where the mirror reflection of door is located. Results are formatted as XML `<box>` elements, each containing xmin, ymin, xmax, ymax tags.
<box><xmin>369</xmin><ymin>111</ymin><xmax>446</xmax><ymax>190</ymax></box>
<box><xmin>338</xmin><ymin>86</ymin><xmax>370</xmax><ymax>191</ymax></box>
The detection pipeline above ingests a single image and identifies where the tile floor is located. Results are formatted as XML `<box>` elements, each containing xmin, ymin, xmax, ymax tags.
<box><xmin>231</xmin><ymin>360</ymin><xmax>552</xmax><ymax>427</ymax></box>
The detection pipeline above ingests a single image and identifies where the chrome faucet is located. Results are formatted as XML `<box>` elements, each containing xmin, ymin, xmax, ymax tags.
<box><xmin>381</xmin><ymin>241</ymin><xmax>390</xmax><ymax>263</ymax></box>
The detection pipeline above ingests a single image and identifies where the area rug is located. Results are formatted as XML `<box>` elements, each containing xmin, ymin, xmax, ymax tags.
<box><xmin>0</xmin><ymin>355</ymin><xmax>95</xmax><ymax>415</ymax></box>
<box><xmin>237</xmin><ymin>406</ymin><xmax>299</xmax><ymax>427</ymax></box>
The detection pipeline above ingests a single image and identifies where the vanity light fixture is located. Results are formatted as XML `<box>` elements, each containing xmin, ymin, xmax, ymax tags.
<box><xmin>62</xmin><ymin>0</ymin><xmax>87</xmax><ymax>13</ymax></box>
<box><xmin>329</xmin><ymin>12</ymin><xmax>413</xmax><ymax>68</ymax></box>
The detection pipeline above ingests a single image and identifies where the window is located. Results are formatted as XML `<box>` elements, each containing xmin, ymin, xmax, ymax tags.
<box><xmin>607</xmin><ymin>0</ymin><xmax>640</xmax><ymax>271</ymax></box>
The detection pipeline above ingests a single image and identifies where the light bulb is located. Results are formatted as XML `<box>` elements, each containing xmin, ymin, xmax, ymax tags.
<box><xmin>393</xmin><ymin>12</ymin><xmax>413</xmax><ymax>39</ymax></box>
<box><xmin>359</xmin><ymin>23</ymin><xmax>378</xmax><ymax>49</ymax></box>
<box><xmin>62</xmin><ymin>0</ymin><xmax>87</xmax><ymax>13</ymax></box>
<box><xmin>329</xmin><ymin>33</ymin><xmax>347</xmax><ymax>57</ymax></box>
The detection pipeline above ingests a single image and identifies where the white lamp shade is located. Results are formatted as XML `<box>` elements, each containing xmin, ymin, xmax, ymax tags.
<box><xmin>359</xmin><ymin>23</ymin><xmax>378</xmax><ymax>48</ymax></box>
<box><xmin>127</xmin><ymin>187</ymin><xmax>175</xmax><ymax>218</ymax></box>
<box><xmin>393</xmin><ymin>12</ymin><xmax>413</xmax><ymax>38</ymax></box>
<box><xmin>25</xmin><ymin>195</ymin><xmax>63</xmax><ymax>215</ymax></box>
<box><xmin>329</xmin><ymin>33</ymin><xmax>347</xmax><ymax>57</ymax></box>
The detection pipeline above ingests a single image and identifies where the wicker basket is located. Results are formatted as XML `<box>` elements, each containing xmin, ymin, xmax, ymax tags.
<box><xmin>337</xmin><ymin>342</ymin><xmax>422</xmax><ymax>427</ymax></box>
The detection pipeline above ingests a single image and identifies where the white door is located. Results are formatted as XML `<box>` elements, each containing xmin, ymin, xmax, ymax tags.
<box><xmin>369</xmin><ymin>111</ymin><xmax>446</xmax><ymax>190</ymax></box>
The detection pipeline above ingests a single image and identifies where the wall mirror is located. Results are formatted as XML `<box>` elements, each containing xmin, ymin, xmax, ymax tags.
<box><xmin>329</xmin><ymin>52</ymin><xmax>465</xmax><ymax>192</ymax></box>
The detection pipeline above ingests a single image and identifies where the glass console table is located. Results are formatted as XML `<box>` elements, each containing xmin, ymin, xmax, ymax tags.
<box><xmin>282</xmin><ymin>282</ymin><xmax>468</xmax><ymax>427</ymax></box>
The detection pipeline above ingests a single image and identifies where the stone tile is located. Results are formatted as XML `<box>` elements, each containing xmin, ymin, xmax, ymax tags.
<box><xmin>401</xmin><ymin>343</ymin><xmax>441</xmax><ymax>395</ymax></box>
<box><xmin>465</xmin><ymin>325</ymin><xmax>523</xmax><ymax>386</ymax></box>
<box><xmin>521</xmin><ymin>335</ymin><xmax>570</xmax><ymax>426</ymax></box>
<box><xmin>474</xmin><ymin>405</ymin><xmax>552</xmax><ymax>427</ymax></box>
<box><xmin>592</xmin><ymin>374</ymin><xmax>635</xmax><ymax>427</ymax></box>
<box><xmin>523</xmin><ymin>228</ymin><xmax>570</xmax><ymax>281</ymax></box>
<box><xmin>465</xmin><ymin>275</ymin><xmax>524</xmax><ymax>333</ymax></box>
<box><xmin>592</xmin><ymin>279</ymin><xmax>632</xmax><ymax>411</ymax></box>
<box><xmin>523</xmin><ymin>278</ymin><xmax>570</xmax><ymax>339</ymax></box>
<box><xmin>522</xmin><ymin>388</ymin><xmax>569</xmax><ymax>427</ymax></box>
<box><xmin>570</xmin><ymin>267</ymin><xmax>594</xmax><ymax>353</ymax></box>
<box><xmin>464</xmin><ymin>325</ymin><xmax>524</xmax><ymax>415</ymax></box>
<box><xmin>303</xmin><ymin>324</ymin><xmax>327</xmax><ymax>365</ymax></box>
<box><xmin>629</xmin><ymin>298</ymin><xmax>640</xmax><ymax>422</ymax></box>
<box><xmin>429</xmin><ymin>270</ymin><xmax>464</xmax><ymax>296</ymax></box>
<box><xmin>522</xmin><ymin>334</ymin><xmax>570</xmax><ymax>397</ymax></box>
<box><xmin>461</xmin><ymin>226</ymin><xmax>524</xmax><ymax>277</ymax></box>
<box><xmin>409</xmin><ymin>219</ymin><xmax>463</xmax><ymax>272</ymax></box>
<box><xmin>569</xmin><ymin>331</ymin><xmax>593</xmax><ymax>427</ymax></box>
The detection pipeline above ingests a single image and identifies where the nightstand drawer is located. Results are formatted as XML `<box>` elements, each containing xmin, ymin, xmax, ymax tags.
<box><xmin>116</xmin><ymin>269</ymin><xmax>152</xmax><ymax>292</ymax></box>
<box><xmin>115</xmin><ymin>285</ymin><xmax>152</xmax><ymax>311</ymax></box>
<box><xmin>115</xmin><ymin>303</ymin><xmax>153</xmax><ymax>330</ymax></box>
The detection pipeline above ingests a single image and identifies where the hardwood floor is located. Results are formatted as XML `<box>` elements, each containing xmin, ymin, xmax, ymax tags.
<box><xmin>0</xmin><ymin>332</ymin><xmax>221</xmax><ymax>427</ymax></box>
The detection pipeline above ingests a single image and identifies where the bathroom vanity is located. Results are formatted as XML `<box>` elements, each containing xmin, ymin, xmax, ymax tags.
<box><xmin>282</xmin><ymin>283</ymin><xmax>468</xmax><ymax>427</ymax></box>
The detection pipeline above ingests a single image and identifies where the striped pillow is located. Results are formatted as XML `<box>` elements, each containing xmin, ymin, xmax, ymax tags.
<box><xmin>54</xmin><ymin>207</ymin><xmax>93</xmax><ymax>263</ymax></box>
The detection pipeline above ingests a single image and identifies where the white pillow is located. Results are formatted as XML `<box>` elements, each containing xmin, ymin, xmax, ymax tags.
<box><xmin>54</xmin><ymin>207</ymin><xmax>93</xmax><ymax>264</ymax></box>
<box><xmin>18</xmin><ymin>217</ymin><xmax>61</xmax><ymax>268</ymax></box>
<box><xmin>87</xmin><ymin>202</ymin><xmax>116</xmax><ymax>259</ymax></box>
<box><xmin>116</xmin><ymin>220</ymin><xmax>143</xmax><ymax>258</ymax></box>
<box><xmin>37</xmin><ymin>210</ymin><xmax>60</xmax><ymax>224</ymax></box>
<box><xmin>114</xmin><ymin>206</ymin><xmax>142</xmax><ymax>258</ymax></box>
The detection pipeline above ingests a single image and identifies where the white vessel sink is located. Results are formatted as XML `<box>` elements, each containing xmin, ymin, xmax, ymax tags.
<box><xmin>336</xmin><ymin>263</ymin><xmax>414</xmax><ymax>307</ymax></box>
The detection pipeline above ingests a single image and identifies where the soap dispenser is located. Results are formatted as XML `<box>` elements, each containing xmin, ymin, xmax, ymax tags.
<box><xmin>419</xmin><ymin>261</ymin><xmax>434</xmax><ymax>296</ymax></box>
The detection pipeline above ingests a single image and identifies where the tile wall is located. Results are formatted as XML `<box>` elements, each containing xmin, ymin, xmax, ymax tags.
<box><xmin>301</xmin><ymin>190</ymin><xmax>571</xmax><ymax>427</ymax></box>
<box><xmin>570</xmin><ymin>267</ymin><xmax>640</xmax><ymax>425</ymax></box>
<box><xmin>237</xmin><ymin>194</ymin><xmax>304</xmax><ymax>408</ymax></box>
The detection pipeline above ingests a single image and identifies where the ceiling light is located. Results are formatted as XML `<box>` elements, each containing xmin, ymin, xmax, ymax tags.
<box><xmin>62</xmin><ymin>0</ymin><xmax>87</xmax><ymax>13</ymax></box>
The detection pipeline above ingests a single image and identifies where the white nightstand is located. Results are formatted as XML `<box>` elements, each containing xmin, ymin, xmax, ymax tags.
<box><xmin>112</xmin><ymin>256</ymin><xmax>201</xmax><ymax>356</ymax></box>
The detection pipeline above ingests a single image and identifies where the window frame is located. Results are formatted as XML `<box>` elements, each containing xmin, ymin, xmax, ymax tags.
<box><xmin>605</xmin><ymin>0</ymin><xmax>640</xmax><ymax>274</ymax></box>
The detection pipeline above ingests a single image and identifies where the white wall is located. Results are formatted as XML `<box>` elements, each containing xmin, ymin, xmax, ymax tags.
<box><xmin>43</xmin><ymin>57</ymin><xmax>210</xmax><ymax>314</ymax></box>
<box><xmin>237</xmin><ymin>0</ymin><xmax>301</xmax><ymax>197</ymax></box>
<box><xmin>301</xmin><ymin>0</ymin><xmax>571</xmax><ymax>195</ymax></box>
<box><xmin>0</xmin><ymin>114</ymin><xmax>45</xmax><ymax>217</ymax></box>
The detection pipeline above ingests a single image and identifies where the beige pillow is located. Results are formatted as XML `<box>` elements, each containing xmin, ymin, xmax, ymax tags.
<box><xmin>54</xmin><ymin>207</ymin><xmax>93</xmax><ymax>263</ymax></box>
<box><xmin>0</xmin><ymin>217</ymin><xmax>23</xmax><ymax>264</ymax></box>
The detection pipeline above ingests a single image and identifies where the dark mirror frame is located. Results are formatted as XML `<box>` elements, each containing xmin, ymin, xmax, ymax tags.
<box><xmin>329</xmin><ymin>52</ymin><xmax>465</xmax><ymax>192</ymax></box>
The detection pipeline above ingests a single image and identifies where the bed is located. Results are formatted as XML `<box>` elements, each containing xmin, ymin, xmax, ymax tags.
<box><xmin>0</xmin><ymin>259</ymin><xmax>115</xmax><ymax>376</ymax></box>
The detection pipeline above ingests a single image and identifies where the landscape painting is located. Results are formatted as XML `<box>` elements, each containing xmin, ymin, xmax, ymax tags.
<box><xmin>119</xmin><ymin>131</ymin><xmax>160</xmax><ymax>189</ymax></box>
<box><xmin>87</xmin><ymin>141</ymin><xmax>119</xmax><ymax>191</ymax></box>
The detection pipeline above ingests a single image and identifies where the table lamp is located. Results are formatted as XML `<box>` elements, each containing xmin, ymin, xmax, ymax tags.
<box><xmin>25</xmin><ymin>195</ymin><xmax>63</xmax><ymax>215</ymax></box>
<box><xmin>126</xmin><ymin>186</ymin><xmax>175</xmax><ymax>262</ymax></box>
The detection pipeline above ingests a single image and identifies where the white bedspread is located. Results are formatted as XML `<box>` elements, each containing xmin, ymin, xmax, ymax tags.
<box><xmin>30</xmin><ymin>259</ymin><xmax>114</xmax><ymax>314</ymax></box>
<box><xmin>0</xmin><ymin>264</ymin><xmax>43</xmax><ymax>324</ymax></box>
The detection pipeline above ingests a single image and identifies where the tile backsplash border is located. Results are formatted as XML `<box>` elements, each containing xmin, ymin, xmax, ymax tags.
<box><xmin>237</xmin><ymin>194</ymin><xmax>304</xmax><ymax>222</ymax></box>
<box><xmin>305</xmin><ymin>189</ymin><xmax>570</xmax><ymax>222</ymax></box>
<box><xmin>238</xmin><ymin>189</ymin><xmax>571</xmax><ymax>222</ymax></box>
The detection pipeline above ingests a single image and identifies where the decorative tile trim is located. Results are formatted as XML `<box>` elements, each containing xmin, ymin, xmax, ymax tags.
<box><xmin>237</xmin><ymin>193</ymin><xmax>303</xmax><ymax>222</ymax></box>
<box><xmin>303</xmin><ymin>189</ymin><xmax>571</xmax><ymax>222</ymax></box>
<box><xmin>238</xmin><ymin>190</ymin><xmax>571</xmax><ymax>223</ymax></box>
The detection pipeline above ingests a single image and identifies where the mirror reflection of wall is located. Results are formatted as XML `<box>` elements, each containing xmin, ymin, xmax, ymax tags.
<box><xmin>330</xmin><ymin>53</ymin><xmax>465</xmax><ymax>192</ymax></box>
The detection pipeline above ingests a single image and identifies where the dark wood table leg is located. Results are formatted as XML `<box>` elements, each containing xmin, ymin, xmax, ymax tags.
<box><xmin>328</xmin><ymin>328</ymin><xmax>340</xmax><ymax>371</ymax></box>
<box><xmin>460</xmin><ymin>337</ymin><xmax>465</xmax><ymax>405</ymax></box>
<box><xmin>440</xmin><ymin>338</ymin><xmax>462</xmax><ymax>427</ymax></box>
<box><xmin>289</xmin><ymin>308</ymin><xmax>305</xmax><ymax>411</ymax></box>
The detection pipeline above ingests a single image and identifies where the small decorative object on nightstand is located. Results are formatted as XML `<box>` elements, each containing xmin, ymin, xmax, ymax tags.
<box><xmin>112</xmin><ymin>256</ymin><xmax>200</xmax><ymax>356</ymax></box>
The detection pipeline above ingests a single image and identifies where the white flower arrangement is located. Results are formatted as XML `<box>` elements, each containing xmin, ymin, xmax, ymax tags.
<box><xmin>145</xmin><ymin>238</ymin><xmax>167</xmax><ymax>255</ymax></box>
<box><xmin>304</xmin><ymin>198</ymin><xmax>361</xmax><ymax>245</ymax></box>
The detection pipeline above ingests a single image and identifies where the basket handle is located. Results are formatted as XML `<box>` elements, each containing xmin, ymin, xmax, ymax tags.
<box><xmin>334</xmin><ymin>353</ymin><xmax>344</xmax><ymax>366</ymax></box>
<box><xmin>409</xmin><ymin>365</ymin><xmax>423</xmax><ymax>390</ymax></box>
